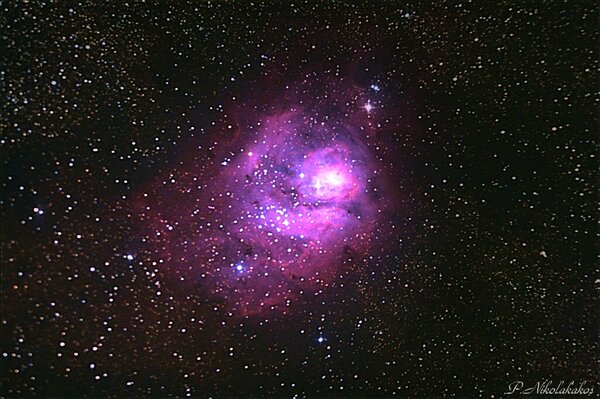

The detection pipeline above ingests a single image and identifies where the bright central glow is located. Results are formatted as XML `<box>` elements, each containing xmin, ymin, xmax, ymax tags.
<box><xmin>309</xmin><ymin>166</ymin><xmax>356</xmax><ymax>201</ymax></box>
<box><xmin>322</xmin><ymin>170</ymin><xmax>344</xmax><ymax>186</ymax></box>
<box><xmin>313</xmin><ymin>169</ymin><xmax>345</xmax><ymax>193</ymax></box>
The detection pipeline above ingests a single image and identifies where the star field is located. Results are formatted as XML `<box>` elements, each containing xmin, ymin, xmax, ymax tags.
<box><xmin>1</xmin><ymin>1</ymin><xmax>597</xmax><ymax>398</ymax></box>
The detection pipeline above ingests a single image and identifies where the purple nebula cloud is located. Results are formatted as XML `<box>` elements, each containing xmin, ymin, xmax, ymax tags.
<box><xmin>134</xmin><ymin>84</ymin><xmax>394</xmax><ymax>317</ymax></box>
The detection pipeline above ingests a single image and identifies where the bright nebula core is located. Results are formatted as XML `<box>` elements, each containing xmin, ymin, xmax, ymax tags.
<box><xmin>136</xmin><ymin>87</ymin><xmax>390</xmax><ymax>317</ymax></box>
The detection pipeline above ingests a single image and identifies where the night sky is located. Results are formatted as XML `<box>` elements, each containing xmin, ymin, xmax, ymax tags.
<box><xmin>1</xmin><ymin>1</ymin><xmax>597</xmax><ymax>398</ymax></box>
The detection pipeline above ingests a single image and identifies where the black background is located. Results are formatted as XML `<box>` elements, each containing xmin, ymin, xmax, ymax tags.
<box><xmin>2</xmin><ymin>1</ymin><xmax>597</xmax><ymax>398</ymax></box>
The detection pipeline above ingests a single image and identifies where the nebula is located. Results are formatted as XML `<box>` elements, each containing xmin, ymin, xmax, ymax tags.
<box><xmin>135</xmin><ymin>87</ymin><xmax>388</xmax><ymax>317</ymax></box>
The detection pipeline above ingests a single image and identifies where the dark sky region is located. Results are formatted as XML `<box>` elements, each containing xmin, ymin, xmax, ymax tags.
<box><xmin>1</xmin><ymin>1</ymin><xmax>597</xmax><ymax>398</ymax></box>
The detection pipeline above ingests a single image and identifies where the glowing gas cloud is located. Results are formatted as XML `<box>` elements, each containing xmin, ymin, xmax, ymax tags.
<box><xmin>135</xmin><ymin>85</ymin><xmax>390</xmax><ymax>317</ymax></box>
